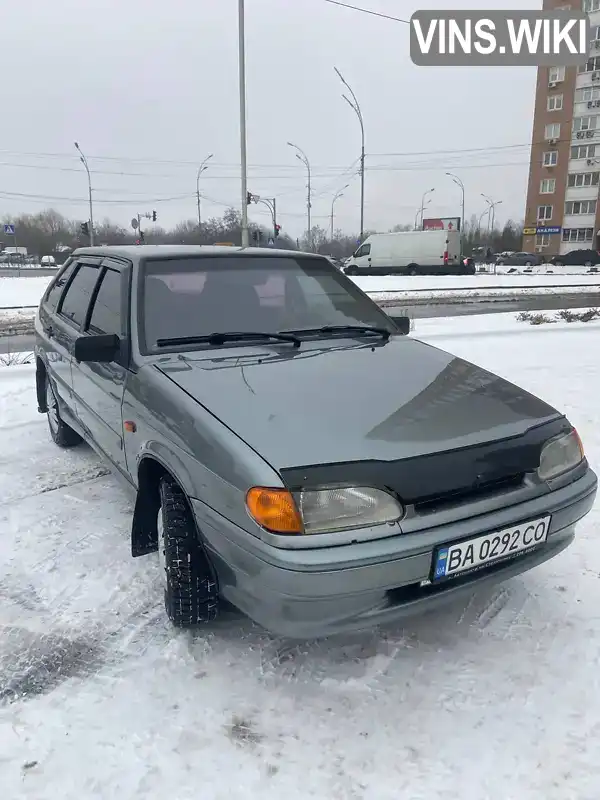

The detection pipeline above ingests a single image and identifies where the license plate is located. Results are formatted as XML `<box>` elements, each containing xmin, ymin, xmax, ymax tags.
<box><xmin>432</xmin><ymin>516</ymin><xmax>551</xmax><ymax>582</ymax></box>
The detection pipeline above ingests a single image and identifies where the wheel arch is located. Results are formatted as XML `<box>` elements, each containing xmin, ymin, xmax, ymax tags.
<box><xmin>131</xmin><ymin>453</ymin><xmax>192</xmax><ymax>557</ymax></box>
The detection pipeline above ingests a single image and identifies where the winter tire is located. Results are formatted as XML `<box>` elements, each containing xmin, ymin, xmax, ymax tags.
<box><xmin>46</xmin><ymin>379</ymin><xmax>82</xmax><ymax>448</ymax></box>
<box><xmin>158</xmin><ymin>476</ymin><xmax>219</xmax><ymax>628</ymax></box>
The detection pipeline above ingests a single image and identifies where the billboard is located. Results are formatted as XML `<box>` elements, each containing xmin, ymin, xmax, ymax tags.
<box><xmin>422</xmin><ymin>217</ymin><xmax>461</xmax><ymax>231</ymax></box>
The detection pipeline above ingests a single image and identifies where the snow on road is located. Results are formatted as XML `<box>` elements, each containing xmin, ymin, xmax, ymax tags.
<box><xmin>0</xmin><ymin>319</ymin><xmax>599</xmax><ymax>799</ymax></box>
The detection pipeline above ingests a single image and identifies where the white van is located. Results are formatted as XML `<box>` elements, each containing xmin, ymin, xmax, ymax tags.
<box><xmin>344</xmin><ymin>230</ymin><xmax>473</xmax><ymax>276</ymax></box>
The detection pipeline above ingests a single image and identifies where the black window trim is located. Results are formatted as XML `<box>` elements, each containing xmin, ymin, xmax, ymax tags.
<box><xmin>82</xmin><ymin>256</ymin><xmax>132</xmax><ymax>368</ymax></box>
<box><xmin>56</xmin><ymin>257</ymin><xmax>103</xmax><ymax>331</ymax></box>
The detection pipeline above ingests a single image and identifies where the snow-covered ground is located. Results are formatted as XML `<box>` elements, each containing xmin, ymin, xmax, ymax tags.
<box><xmin>0</xmin><ymin>277</ymin><xmax>53</xmax><ymax>308</ymax></box>
<box><xmin>352</xmin><ymin>273</ymin><xmax>600</xmax><ymax>295</ymax></box>
<box><xmin>0</xmin><ymin>273</ymin><xmax>599</xmax><ymax>310</ymax></box>
<box><xmin>0</xmin><ymin>315</ymin><xmax>599</xmax><ymax>799</ymax></box>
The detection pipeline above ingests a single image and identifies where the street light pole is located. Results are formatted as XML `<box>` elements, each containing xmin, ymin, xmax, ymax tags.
<box><xmin>418</xmin><ymin>188</ymin><xmax>435</xmax><ymax>230</ymax></box>
<box><xmin>446</xmin><ymin>172</ymin><xmax>465</xmax><ymax>254</ymax></box>
<box><xmin>196</xmin><ymin>154</ymin><xmax>214</xmax><ymax>230</ymax></box>
<box><xmin>478</xmin><ymin>208</ymin><xmax>488</xmax><ymax>236</ymax></box>
<box><xmin>490</xmin><ymin>200</ymin><xmax>502</xmax><ymax>234</ymax></box>
<box><xmin>238</xmin><ymin>0</ymin><xmax>249</xmax><ymax>247</ymax></box>
<box><xmin>287</xmin><ymin>142</ymin><xmax>312</xmax><ymax>249</ymax></box>
<box><xmin>334</xmin><ymin>67</ymin><xmax>365</xmax><ymax>241</ymax></box>
<box><xmin>257</xmin><ymin>197</ymin><xmax>277</xmax><ymax>241</ymax></box>
<box><xmin>331</xmin><ymin>184</ymin><xmax>349</xmax><ymax>241</ymax></box>
<box><xmin>74</xmin><ymin>142</ymin><xmax>94</xmax><ymax>246</ymax></box>
<box><xmin>415</xmin><ymin>197</ymin><xmax>432</xmax><ymax>230</ymax></box>
<box><xmin>481</xmin><ymin>194</ymin><xmax>502</xmax><ymax>236</ymax></box>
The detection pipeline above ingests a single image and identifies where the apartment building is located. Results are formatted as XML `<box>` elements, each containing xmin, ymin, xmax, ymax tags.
<box><xmin>523</xmin><ymin>0</ymin><xmax>600</xmax><ymax>256</ymax></box>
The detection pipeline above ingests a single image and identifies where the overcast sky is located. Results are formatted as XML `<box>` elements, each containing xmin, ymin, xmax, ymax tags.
<box><xmin>0</xmin><ymin>0</ymin><xmax>539</xmax><ymax>238</ymax></box>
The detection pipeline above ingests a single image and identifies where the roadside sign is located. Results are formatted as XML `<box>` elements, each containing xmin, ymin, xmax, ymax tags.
<box><xmin>3</xmin><ymin>224</ymin><xmax>15</xmax><ymax>235</ymax></box>
<box><xmin>423</xmin><ymin>217</ymin><xmax>461</xmax><ymax>231</ymax></box>
<box><xmin>131</xmin><ymin>218</ymin><xmax>139</xmax><ymax>230</ymax></box>
<box><xmin>536</xmin><ymin>225</ymin><xmax>561</xmax><ymax>234</ymax></box>
<box><xmin>523</xmin><ymin>227</ymin><xmax>536</xmax><ymax>235</ymax></box>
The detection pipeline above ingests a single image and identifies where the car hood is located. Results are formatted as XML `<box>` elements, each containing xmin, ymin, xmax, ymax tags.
<box><xmin>156</xmin><ymin>337</ymin><xmax>561</xmax><ymax>469</ymax></box>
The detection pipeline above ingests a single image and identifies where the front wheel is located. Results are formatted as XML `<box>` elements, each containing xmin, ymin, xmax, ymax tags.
<box><xmin>158</xmin><ymin>477</ymin><xmax>219</xmax><ymax>628</ymax></box>
<box><xmin>46</xmin><ymin>379</ymin><xmax>82</xmax><ymax>448</ymax></box>
<box><xmin>584</xmin><ymin>260</ymin><xmax>593</xmax><ymax>267</ymax></box>
<box><xmin>554</xmin><ymin>260</ymin><xmax>564</xmax><ymax>267</ymax></box>
<box><xmin>407</xmin><ymin>265</ymin><xmax>419</xmax><ymax>276</ymax></box>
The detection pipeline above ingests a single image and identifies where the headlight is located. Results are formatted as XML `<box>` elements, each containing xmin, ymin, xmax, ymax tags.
<box><xmin>538</xmin><ymin>429</ymin><xmax>584</xmax><ymax>482</ymax></box>
<box><xmin>246</xmin><ymin>486</ymin><xmax>403</xmax><ymax>535</ymax></box>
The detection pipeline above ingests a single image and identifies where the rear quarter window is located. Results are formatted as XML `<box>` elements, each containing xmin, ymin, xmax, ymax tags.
<box><xmin>42</xmin><ymin>262</ymin><xmax>77</xmax><ymax>312</ymax></box>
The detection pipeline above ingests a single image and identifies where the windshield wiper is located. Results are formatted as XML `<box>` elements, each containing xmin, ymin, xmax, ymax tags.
<box><xmin>156</xmin><ymin>331</ymin><xmax>301</xmax><ymax>348</ymax></box>
<box><xmin>284</xmin><ymin>325</ymin><xmax>391</xmax><ymax>341</ymax></box>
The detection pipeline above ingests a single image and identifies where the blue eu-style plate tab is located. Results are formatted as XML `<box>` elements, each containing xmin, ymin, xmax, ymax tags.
<box><xmin>434</xmin><ymin>547</ymin><xmax>449</xmax><ymax>580</ymax></box>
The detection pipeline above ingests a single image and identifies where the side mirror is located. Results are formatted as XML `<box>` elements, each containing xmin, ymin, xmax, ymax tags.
<box><xmin>389</xmin><ymin>316</ymin><xmax>410</xmax><ymax>335</ymax></box>
<box><xmin>73</xmin><ymin>333</ymin><xmax>120</xmax><ymax>363</ymax></box>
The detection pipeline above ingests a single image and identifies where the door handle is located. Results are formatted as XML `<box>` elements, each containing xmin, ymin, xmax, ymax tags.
<box><xmin>45</xmin><ymin>326</ymin><xmax>54</xmax><ymax>338</ymax></box>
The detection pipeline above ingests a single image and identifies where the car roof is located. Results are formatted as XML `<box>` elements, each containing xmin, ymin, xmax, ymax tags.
<box><xmin>70</xmin><ymin>244</ymin><xmax>319</xmax><ymax>261</ymax></box>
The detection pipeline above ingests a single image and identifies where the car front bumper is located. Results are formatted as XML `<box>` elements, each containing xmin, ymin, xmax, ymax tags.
<box><xmin>192</xmin><ymin>467</ymin><xmax>597</xmax><ymax>639</ymax></box>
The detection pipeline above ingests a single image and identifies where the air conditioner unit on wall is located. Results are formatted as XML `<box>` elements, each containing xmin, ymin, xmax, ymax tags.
<box><xmin>548</xmin><ymin>138</ymin><xmax>558</xmax><ymax>144</ymax></box>
<box><xmin>549</xmin><ymin>81</ymin><xmax>558</xmax><ymax>88</ymax></box>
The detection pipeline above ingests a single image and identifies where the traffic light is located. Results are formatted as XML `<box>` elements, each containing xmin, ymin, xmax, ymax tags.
<box><xmin>274</xmin><ymin>224</ymin><xmax>281</xmax><ymax>238</ymax></box>
<box><xmin>80</xmin><ymin>221</ymin><xmax>89</xmax><ymax>237</ymax></box>
<box><xmin>251</xmin><ymin>230</ymin><xmax>258</xmax><ymax>242</ymax></box>
<box><xmin>152</xmin><ymin>210</ymin><xmax>157</xmax><ymax>222</ymax></box>
<box><xmin>247</xmin><ymin>192</ymin><xmax>252</xmax><ymax>205</ymax></box>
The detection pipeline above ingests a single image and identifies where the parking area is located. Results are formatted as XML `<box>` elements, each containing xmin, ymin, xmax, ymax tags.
<box><xmin>0</xmin><ymin>317</ymin><xmax>599</xmax><ymax>799</ymax></box>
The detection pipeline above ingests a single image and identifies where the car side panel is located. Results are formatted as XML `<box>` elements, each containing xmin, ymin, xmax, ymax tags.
<box><xmin>36</xmin><ymin>303</ymin><xmax>79</xmax><ymax>425</ymax></box>
<box><xmin>70</xmin><ymin>260</ymin><xmax>132</xmax><ymax>475</ymax></box>
<box><xmin>121</xmin><ymin>365</ymin><xmax>284</xmax><ymax>533</ymax></box>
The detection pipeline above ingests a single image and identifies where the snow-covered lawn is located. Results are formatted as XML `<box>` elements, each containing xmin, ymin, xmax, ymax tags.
<box><xmin>1</xmin><ymin>273</ymin><xmax>600</xmax><ymax>310</ymax></box>
<box><xmin>352</xmin><ymin>272</ymin><xmax>600</xmax><ymax>295</ymax></box>
<box><xmin>0</xmin><ymin>318</ymin><xmax>599</xmax><ymax>799</ymax></box>
<box><xmin>0</xmin><ymin>277</ymin><xmax>53</xmax><ymax>308</ymax></box>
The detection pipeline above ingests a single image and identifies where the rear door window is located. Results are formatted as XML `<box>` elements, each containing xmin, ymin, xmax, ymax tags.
<box><xmin>58</xmin><ymin>264</ymin><xmax>101</xmax><ymax>329</ymax></box>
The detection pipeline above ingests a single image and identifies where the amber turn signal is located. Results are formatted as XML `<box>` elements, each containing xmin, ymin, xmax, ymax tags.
<box><xmin>246</xmin><ymin>487</ymin><xmax>303</xmax><ymax>534</ymax></box>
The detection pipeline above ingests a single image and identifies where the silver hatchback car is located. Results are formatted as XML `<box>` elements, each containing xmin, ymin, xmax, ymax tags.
<box><xmin>34</xmin><ymin>246</ymin><xmax>597</xmax><ymax>638</ymax></box>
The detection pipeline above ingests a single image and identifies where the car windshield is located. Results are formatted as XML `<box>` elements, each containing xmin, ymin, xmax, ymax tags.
<box><xmin>139</xmin><ymin>255</ymin><xmax>396</xmax><ymax>352</ymax></box>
